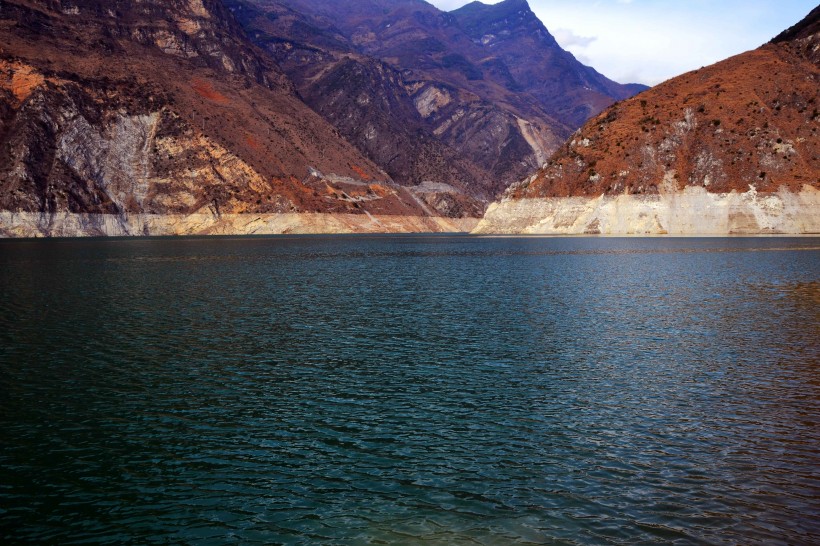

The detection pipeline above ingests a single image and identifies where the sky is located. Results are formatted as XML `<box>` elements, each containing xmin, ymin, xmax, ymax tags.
<box><xmin>428</xmin><ymin>0</ymin><xmax>817</xmax><ymax>85</ymax></box>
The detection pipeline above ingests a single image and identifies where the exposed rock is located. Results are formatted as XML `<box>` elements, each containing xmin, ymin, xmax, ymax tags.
<box><xmin>0</xmin><ymin>211</ymin><xmax>478</xmax><ymax>237</ymax></box>
<box><xmin>474</xmin><ymin>186</ymin><xmax>820</xmax><ymax>235</ymax></box>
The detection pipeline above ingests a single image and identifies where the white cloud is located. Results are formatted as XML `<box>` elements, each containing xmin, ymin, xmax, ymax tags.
<box><xmin>552</xmin><ymin>28</ymin><xmax>596</xmax><ymax>49</ymax></box>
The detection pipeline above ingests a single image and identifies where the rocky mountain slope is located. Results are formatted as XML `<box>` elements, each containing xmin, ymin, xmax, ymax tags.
<box><xmin>0</xmin><ymin>0</ymin><xmax>477</xmax><ymax>236</ymax></box>
<box><xmin>227</xmin><ymin>0</ymin><xmax>644</xmax><ymax>202</ymax></box>
<box><xmin>476</xmin><ymin>7</ymin><xmax>820</xmax><ymax>235</ymax></box>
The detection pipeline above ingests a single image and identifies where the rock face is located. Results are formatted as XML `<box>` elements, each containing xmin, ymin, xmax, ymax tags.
<box><xmin>226</xmin><ymin>0</ymin><xmax>643</xmax><ymax>206</ymax></box>
<box><xmin>0</xmin><ymin>0</ymin><xmax>469</xmax><ymax>236</ymax></box>
<box><xmin>475</xmin><ymin>7</ymin><xmax>820</xmax><ymax>234</ymax></box>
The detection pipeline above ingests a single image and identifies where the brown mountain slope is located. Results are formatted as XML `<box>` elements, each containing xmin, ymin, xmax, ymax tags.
<box><xmin>513</xmin><ymin>16</ymin><xmax>819</xmax><ymax>198</ymax></box>
<box><xmin>475</xmin><ymin>8</ymin><xmax>819</xmax><ymax>235</ymax></box>
<box><xmin>0</xmin><ymin>0</ymin><xmax>469</xmax><ymax>236</ymax></box>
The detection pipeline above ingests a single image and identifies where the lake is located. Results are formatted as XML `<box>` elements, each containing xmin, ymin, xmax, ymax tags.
<box><xmin>1</xmin><ymin>235</ymin><xmax>818</xmax><ymax>544</ymax></box>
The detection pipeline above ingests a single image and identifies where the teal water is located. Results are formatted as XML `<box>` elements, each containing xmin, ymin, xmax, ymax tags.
<box><xmin>0</xmin><ymin>236</ymin><xmax>818</xmax><ymax>544</ymax></box>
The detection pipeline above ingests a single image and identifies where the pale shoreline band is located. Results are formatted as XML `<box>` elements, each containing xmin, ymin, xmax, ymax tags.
<box><xmin>1</xmin><ymin>186</ymin><xmax>818</xmax><ymax>237</ymax></box>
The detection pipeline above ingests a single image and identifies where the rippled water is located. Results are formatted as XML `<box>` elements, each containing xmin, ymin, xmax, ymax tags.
<box><xmin>1</xmin><ymin>236</ymin><xmax>818</xmax><ymax>544</ymax></box>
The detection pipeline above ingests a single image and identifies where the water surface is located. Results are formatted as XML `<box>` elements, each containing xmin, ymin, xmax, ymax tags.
<box><xmin>1</xmin><ymin>236</ymin><xmax>818</xmax><ymax>544</ymax></box>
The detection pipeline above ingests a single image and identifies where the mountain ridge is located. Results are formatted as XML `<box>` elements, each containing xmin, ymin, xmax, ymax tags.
<box><xmin>450</xmin><ymin>0</ymin><xmax>646</xmax><ymax>127</ymax></box>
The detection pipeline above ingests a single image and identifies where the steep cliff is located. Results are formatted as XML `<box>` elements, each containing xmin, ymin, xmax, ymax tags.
<box><xmin>0</xmin><ymin>0</ymin><xmax>467</xmax><ymax>236</ymax></box>
<box><xmin>475</xmin><ymin>7</ymin><xmax>819</xmax><ymax>235</ymax></box>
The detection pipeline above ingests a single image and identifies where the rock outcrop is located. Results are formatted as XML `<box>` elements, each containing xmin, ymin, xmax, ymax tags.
<box><xmin>0</xmin><ymin>211</ymin><xmax>478</xmax><ymax>237</ymax></box>
<box><xmin>475</xmin><ymin>186</ymin><xmax>820</xmax><ymax>235</ymax></box>
<box><xmin>475</xmin><ymin>7</ymin><xmax>819</xmax><ymax>235</ymax></box>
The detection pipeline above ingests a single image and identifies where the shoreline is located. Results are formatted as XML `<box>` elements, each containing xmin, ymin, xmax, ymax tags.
<box><xmin>0</xmin><ymin>212</ymin><xmax>480</xmax><ymax>238</ymax></box>
<box><xmin>2</xmin><ymin>185</ymin><xmax>819</xmax><ymax>238</ymax></box>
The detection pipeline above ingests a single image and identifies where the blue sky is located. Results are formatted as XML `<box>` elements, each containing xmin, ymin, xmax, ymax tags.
<box><xmin>428</xmin><ymin>0</ymin><xmax>817</xmax><ymax>85</ymax></box>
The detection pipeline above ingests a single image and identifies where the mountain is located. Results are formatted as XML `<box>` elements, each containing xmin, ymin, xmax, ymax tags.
<box><xmin>451</xmin><ymin>0</ymin><xmax>646</xmax><ymax>128</ymax></box>
<box><xmin>228</xmin><ymin>0</ymin><xmax>564</xmax><ymax>204</ymax></box>
<box><xmin>0</xmin><ymin>0</ymin><xmax>475</xmax><ymax>236</ymax></box>
<box><xmin>475</xmin><ymin>7</ymin><xmax>820</xmax><ymax>235</ymax></box>
<box><xmin>225</xmin><ymin>0</ymin><xmax>493</xmax><ymax>216</ymax></box>
<box><xmin>226</xmin><ymin>0</ymin><xmax>644</xmax><ymax>204</ymax></box>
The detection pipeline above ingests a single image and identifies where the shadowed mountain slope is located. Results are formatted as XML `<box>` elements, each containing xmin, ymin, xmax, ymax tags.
<box><xmin>451</xmin><ymin>0</ymin><xmax>646</xmax><ymax>128</ymax></box>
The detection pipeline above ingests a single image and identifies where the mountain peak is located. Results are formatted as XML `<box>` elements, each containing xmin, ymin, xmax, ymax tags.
<box><xmin>453</xmin><ymin>0</ymin><xmax>544</xmax><ymax>42</ymax></box>
<box><xmin>454</xmin><ymin>0</ymin><xmax>531</xmax><ymax>16</ymax></box>
<box><xmin>496</xmin><ymin>0</ymin><xmax>531</xmax><ymax>10</ymax></box>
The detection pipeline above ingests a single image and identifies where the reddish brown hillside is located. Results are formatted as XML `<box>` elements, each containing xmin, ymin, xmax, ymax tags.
<box><xmin>513</xmin><ymin>9</ymin><xmax>819</xmax><ymax>199</ymax></box>
<box><xmin>0</xmin><ymin>0</ymin><xmax>438</xmax><ymax>221</ymax></box>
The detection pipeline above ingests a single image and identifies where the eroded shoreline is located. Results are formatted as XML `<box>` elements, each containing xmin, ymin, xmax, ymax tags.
<box><xmin>473</xmin><ymin>186</ymin><xmax>820</xmax><ymax>235</ymax></box>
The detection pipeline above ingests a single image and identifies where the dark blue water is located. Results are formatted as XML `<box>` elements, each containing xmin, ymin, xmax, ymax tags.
<box><xmin>1</xmin><ymin>236</ymin><xmax>818</xmax><ymax>544</ymax></box>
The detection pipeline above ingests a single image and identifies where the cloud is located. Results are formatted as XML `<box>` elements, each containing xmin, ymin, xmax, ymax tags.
<box><xmin>552</xmin><ymin>28</ymin><xmax>597</xmax><ymax>49</ymax></box>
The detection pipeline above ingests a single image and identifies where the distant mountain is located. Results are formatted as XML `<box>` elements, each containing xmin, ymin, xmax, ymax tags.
<box><xmin>476</xmin><ymin>7</ymin><xmax>819</xmax><ymax>234</ymax></box>
<box><xmin>452</xmin><ymin>0</ymin><xmax>646</xmax><ymax>127</ymax></box>
<box><xmin>226</xmin><ymin>0</ymin><xmax>494</xmax><ymax>215</ymax></box>
<box><xmin>227</xmin><ymin>0</ymin><xmax>644</xmax><ymax>204</ymax></box>
<box><xmin>0</xmin><ymin>0</ymin><xmax>474</xmax><ymax>236</ymax></box>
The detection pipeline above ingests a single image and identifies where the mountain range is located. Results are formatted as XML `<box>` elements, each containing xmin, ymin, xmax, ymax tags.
<box><xmin>0</xmin><ymin>0</ymin><xmax>645</xmax><ymax>235</ymax></box>
<box><xmin>226</xmin><ymin>0</ymin><xmax>644</xmax><ymax>204</ymax></box>
<box><xmin>0</xmin><ymin>0</ymin><xmax>816</xmax><ymax>236</ymax></box>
